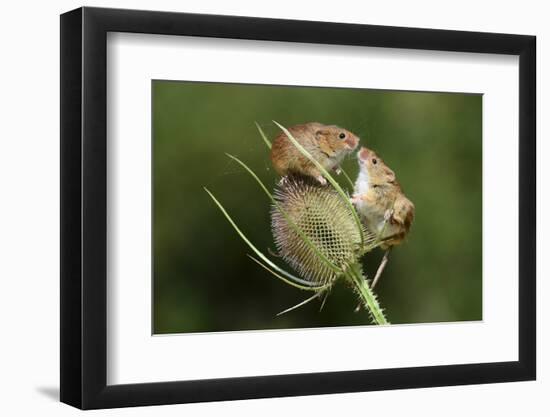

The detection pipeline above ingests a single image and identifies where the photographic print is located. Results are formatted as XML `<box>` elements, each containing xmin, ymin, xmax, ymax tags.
<box><xmin>60</xmin><ymin>9</ymin><xmax>536</xmax><ymax>408</ymax></box>
<box><xmin>152</xmin><ymin>80</ymin><xmax>482</xmax><ymax>334</ymax></box>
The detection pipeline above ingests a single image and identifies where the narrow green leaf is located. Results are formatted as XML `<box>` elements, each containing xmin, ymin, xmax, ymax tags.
<box><xmin>340</xmin><ymin>167</ymin><xmax>355</xmax><ymax>189</ymax></box>
<box><xmin>276</xmin><ymin>292</ymin><xmax>323</xmax><ymax>316</ymax></box>
<box><xmin>204</xmin><ymin>187</ymin><xmax>326</xmax><ymax>288</ymax></box>
<box><xmin>247</xmin><ymin>255</ymin><xmax>331</xmax><ymax>291</ymax></box>
<box><xmin>255</xmin><ymin>122</ymin><xmax>272</xmax><ymax>149</ymax></box>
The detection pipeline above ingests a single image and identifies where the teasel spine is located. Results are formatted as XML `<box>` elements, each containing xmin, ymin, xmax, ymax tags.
<box><xmin>345</xmin><ymin>263</ymin><xmax>389</xmax><ymax>325</ymax></box>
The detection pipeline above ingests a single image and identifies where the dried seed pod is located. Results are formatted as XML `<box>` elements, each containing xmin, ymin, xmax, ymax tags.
<box><xmin>271</xmin><ymin>175</ymin><xmax>364</xmax><ymax>285</ymax></box>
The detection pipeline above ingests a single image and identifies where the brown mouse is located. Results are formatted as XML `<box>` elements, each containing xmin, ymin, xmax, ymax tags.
<box><xmin>352</xmin><ymin>147</ymin><xmax>414</xmax><ymax>250</ymax></box>
<box><xmin>270</xmin><ymin>122</ymin><xmax>360</xmax><ymax>185</ymax></box>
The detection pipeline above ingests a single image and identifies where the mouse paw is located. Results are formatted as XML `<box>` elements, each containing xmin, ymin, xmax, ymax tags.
<box><xmin>334</xmin><ymin>167</ymin><xmax>342</xmax><ymax>175</ymax></box>
<box><xmin>350</xmin><ymin>194</ymin><xmax>361</xmax><ymax>204</ymax></box>
<box><xmin>316</xmin><ymin>175</ymin><xmax>327</xmax><ymax>186</ymax></box>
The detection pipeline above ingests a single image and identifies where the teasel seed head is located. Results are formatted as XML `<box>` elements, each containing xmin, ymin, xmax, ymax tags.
<box><xmin>271</xmin><ymin>175</ymin><xmax>365</xmax><ymax>285</ymax></box>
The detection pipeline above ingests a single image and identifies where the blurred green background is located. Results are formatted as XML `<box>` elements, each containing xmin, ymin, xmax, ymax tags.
<box><xmin>153</xmin><ymin>80</ymin><xmax>482</xmax><ymax>334</ymax></box>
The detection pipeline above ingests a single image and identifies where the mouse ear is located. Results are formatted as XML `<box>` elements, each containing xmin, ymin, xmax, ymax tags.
<box><xmin>315</xmin><ymin>129</ymin><xmax>337</xmax><ymax>157</ymax></box>
<box><xmin>386</xmin><ymin>168</ymin><xmax>397</xmax><ymax>183</ymax></box>
<box><xmin>315</xmin><ymin>128</ymin><xmax>329</xmax><ymax>141</ymax></box>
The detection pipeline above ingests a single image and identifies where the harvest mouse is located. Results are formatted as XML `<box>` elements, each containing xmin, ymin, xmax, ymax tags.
<box><xmin>352</xmin><ymin>147</ymin><xmax>414</xmax><ymax>288</ymax></box>
<box><xmin>270</xmin><ymin>122</ymin><xmax>360</xmax><ymax>185</ymax></box>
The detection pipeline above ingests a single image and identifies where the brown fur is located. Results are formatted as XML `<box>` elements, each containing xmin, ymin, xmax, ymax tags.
<box><xmin>353</xmin><ymin>147</ymin><xmax>415</xmax><ymax>249</ymax></box>
<box><xmin>270</xmin><ymin>122</ymin><xmax>359</xmax><ymax>180</ymax></box>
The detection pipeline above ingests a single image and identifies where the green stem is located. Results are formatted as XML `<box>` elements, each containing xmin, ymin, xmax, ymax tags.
<box><xmin>346</xmin><ymin>263</ymin><xmax>389</xmax><ymax>325</ymax></box>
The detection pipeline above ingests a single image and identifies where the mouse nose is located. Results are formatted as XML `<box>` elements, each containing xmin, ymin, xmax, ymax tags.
<box><xmin>358</xmin><ymin>147</ymin><xmax>370</xmax><ymax>160</ymax></box>
<box><xmin>346</xmin><ymin>135</ymin><xmax>359</xmax><ymax>149</ymax></box>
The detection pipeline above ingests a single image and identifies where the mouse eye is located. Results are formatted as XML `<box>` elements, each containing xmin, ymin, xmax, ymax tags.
<box><xmin>372</xmin><ymin>158</ymin><xmax>377</xmax><ymax>165</ymax></box>
<box><xmin>339</xmin><ymin>132</ymin><xmax>346</xmax><ymax>139</ymax></box>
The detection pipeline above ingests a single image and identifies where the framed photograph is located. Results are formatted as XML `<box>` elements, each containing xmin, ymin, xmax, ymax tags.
<box><xmin>60</xmin><ymin>6</ymin><xmax>536</xmax><ymax>409</ymax></box>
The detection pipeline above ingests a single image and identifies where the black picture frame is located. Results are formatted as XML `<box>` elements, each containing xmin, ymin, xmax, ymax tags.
<box><xmin>60</xmin><ymin>6</ymin><xmax>536</xmax><ymax>410</ymax></box>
